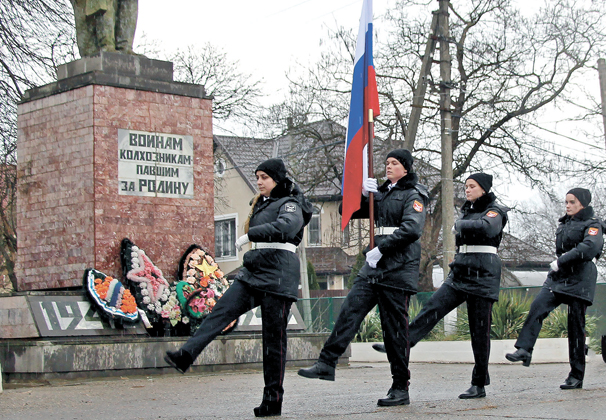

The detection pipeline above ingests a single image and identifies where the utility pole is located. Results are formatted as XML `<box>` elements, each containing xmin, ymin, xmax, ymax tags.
<box><xmin>437</xmin><ymin>0</ymin><xmax>455</xmax><ymax>280</ymax></box>
<box><xmin>404</xmin><ymin>12</ymin><xmax>439</xmax><ymax>150</ymax></box>
<box><xmin>298</xmin><ymin>245</ymin><xmax>312</xmax><ymax>330</ymax></box>
<box><xmin>598</xmin><ymin>58</ymin><xmax>606</xmax><ymax>148</ymax></box>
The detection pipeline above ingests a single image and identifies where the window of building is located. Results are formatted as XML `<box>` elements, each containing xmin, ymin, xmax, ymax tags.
<box><xmin>307</xmin><ymin>206</ymin><xmax>321</xmax><ymax>246</ymax></box>
<box><xmin>215</xmin><ymin>214</ymin><xmax>237</xmax><ymax>260</ymax></box>
<box><xmin>214</xmin><ymin>158</ymin><xmax>226</xmax><ymax>177</ymax></box>
<box><xmin>342</xmin><ymin>223</ymin><xmax>350</xmax><ymax>247</ymax></box>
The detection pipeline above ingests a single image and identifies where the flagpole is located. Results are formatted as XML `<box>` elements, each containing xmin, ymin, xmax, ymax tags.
<box><xmin>368</xmin><ymin>109</ymin><xmax>375</xmax><ymax>249</ymax></box>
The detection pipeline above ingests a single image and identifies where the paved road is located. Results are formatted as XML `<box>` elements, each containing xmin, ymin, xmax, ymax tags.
<box><xmin>1</xmin><ymin>355</ymin><xmax>606</xmax><ymax>419</ymax></box>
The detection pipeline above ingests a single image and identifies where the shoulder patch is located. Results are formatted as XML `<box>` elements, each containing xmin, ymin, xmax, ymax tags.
<box><xmin>284</xmin><ymin>203</ymin><xmax>297</xmax><ymax>213</ymax></box>
<box><xmin>486</xmin><ymin>211</ymin><xmax>498</xmax><ymax>218</ymax></box>
<box><xmin>588</xmin><ymin>227</ymin><xmax>599</xmax><ymax>236</ymax></box>
<box><xmin>413</xmin><ymin>200</ymin><xmax>424</xmax><ymax>212</ymax></box>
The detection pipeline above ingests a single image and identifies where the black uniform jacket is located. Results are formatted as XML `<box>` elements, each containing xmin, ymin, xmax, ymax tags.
<box><xmin>544</xmin><ymin>206</ymin><xmax>605</xmax><ymax>305</ymax></box>
<box><xmin>445</xmin><ymin>192</ymin><xmax>509</xmax><ymax>301</ymax></box>
<box><xmin>236</xmin><ymin>180</ymin><xmax>313</xmax><ymax>301</ymax></box>
<box><xmin>351</xmin><ymin>173</ymin><xmax>429</xmax><ymax>293</ymax></box>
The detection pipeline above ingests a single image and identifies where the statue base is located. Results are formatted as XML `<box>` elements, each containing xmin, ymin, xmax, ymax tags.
<box><xmin>16</xmin><ymin>52</ymin><xmax>213</xmax><ymax>291</ymax></box>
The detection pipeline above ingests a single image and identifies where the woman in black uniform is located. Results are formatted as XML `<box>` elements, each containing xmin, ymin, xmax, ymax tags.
<box><xmin>298</xmin><ymin>149</ymin><xmax>429</xmax><ymax>407</ymax></box>
<box><xmin>506</xmin><ymin>188</ymin><xmax>604</xmax><ymax>390</ymax></box>
<box><xmin>164</xmin><ymin>158</ymin><xmax>312</xmax><ymax>417</ymax></box>
<box><xmin>391</xmin><ymin>173</ymin><xmax>508</xmax><ymax>399</ymax></box>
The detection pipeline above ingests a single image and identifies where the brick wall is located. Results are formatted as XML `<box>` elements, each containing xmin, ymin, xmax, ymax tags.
<box><xmin>16</xmin><ymin>85</ymin><xmax>213</xmax><ymax>290</ymax></box>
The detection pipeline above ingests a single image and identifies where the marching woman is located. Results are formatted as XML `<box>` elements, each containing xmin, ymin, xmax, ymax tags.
<box><xmin>385</xmin><ymin>173</ymin><xmax>508</xmax><ymax>399</ymax></box>
<box><xmin>506</xmin><ymin>188</ymin><xmax>605</xmax><ymax>390</ymax></box>
<box><xmin>298</xmin><ymin>149</ymin><xmax>429</xmax><ymax>407</ymax></box>
<box><xmin>165</xmin><ymin>158</ymin><xmax>312</xmax><ymax>417</ymax></box>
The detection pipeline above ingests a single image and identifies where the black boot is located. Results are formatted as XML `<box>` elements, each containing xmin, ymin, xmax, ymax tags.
<box><xmin>297</xmin><ymin>361</ymin><xmax>335</xmax><ymax>381</ymax></box>
<box><xmin>377</xmin><ymin>388</ymin><xmax>410</xmax><ymax>406</ymax></box>
<box><xmin>458</xmin><ymin>385</ymin><xmax>486</xmax><ymax>399</ymax></box>
<box><xmin>505</xmin><ymin>348</ymin><xmax>532</xmax><ymax>367</ymax></box>
<box><xmin>602</xmin><ymin>335</ymin><xmax>606</xmax><ymax>363</ymax></box>
<box><xmin>164</xmin><ymin>349</ymin><xmax>193</xmax><ymax>374</ymax></box>
<box><xmin>253</xmin><ymin>400</ymin><xmax>282</xmax><ymax>417</ymax></box>
<box><xmin>560</xmin><ymin>376</ymin><xmax>583</xmax><ymax>389</ymax></box>
<box><xmin>372</xmin><ymin>343</ymin><xmax>387</xmax><ymax>353</ymax></box>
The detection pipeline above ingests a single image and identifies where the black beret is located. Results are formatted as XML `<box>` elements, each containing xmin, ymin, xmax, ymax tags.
<box><xmin>567</xmin><ymin>188</ymin><xmax>591</xmax><ymax>207</ymax></box>
<box><xmin>466</xmin><ymin>173</ymin><xmax>493</xmax><ymax>193</ymax></box>
<box><xmin>256</xmin><ymin>158</ymin><xmax>287</xmax><ymax>183</ymax></box>
<box><xmin>386</xmin><ymin>149</ymin><xmax>413</xmax><ymax>172</ymax></box>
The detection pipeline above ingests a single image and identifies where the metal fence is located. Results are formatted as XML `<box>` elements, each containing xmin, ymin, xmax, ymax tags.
<box><xmin>294</xmin><ymin>283</ymin><xmax>606</xmax><ymax>337</ymax></box>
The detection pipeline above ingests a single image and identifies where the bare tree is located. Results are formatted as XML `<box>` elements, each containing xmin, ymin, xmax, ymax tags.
<box><xmin>278</xmin><ymin>0</ymin><xmax>606</xmax><ymax>291</ymax></box>
<box><xmin>168</xmin><ymin>44</ymin><xmax>264</xmax><ymax>127</ymax></box>
<box><xmin>0</xmin><ymin>0</ymin><xmax>77</xmax><ymax>289</ymax></box>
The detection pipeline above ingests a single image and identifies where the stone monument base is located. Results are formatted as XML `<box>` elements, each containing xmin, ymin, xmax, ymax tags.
<box><xmin>0</xmin><ymin>333</ymin><xmax>348</xmax><ymax>385</ymax></box>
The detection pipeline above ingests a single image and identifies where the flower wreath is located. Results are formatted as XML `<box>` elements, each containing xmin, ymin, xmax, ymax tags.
<box><xmin>120</xmin><ymin>238</ymin><xmax>172</xmax><ymax>327</ymax></box>
<box><xmin>176</xmin><ymin>244</ymin><xmax>236</xmax><ymax>333</ymax></box>
<box><xmin>83</xmin><ymin>268</ymin><xmax>139</xmax><ymax>323</ymax></box>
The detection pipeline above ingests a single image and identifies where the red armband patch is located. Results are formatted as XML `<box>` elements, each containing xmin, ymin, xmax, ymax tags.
<box><xmin>486</xmin><ymin>211</ymin><xmax>498</xmax><ymax>218</ymax></box>
<box><xmin>588</xmin><ymin>227</ymin><xmax>599</xmax><ymax>236</ymax></box>
<box><xmin>413</xmin><ymin>200</ymin><xmax>424</xmax><ymax>212</ymax></box>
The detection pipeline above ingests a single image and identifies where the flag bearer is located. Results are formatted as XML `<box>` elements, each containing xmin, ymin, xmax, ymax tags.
<box><xmin>298</xmin><ymin>149</ymin><xmax>429</xmax><ymax>407</ymax></box>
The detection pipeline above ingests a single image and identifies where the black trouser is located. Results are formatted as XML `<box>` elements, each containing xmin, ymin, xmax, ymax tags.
<box><xmin>318</xmin><ymin>277</ymin><xmax>411</xmax><ymax>390</ymax></box>
<box><xmin>181</xmin><ymin>280</ymin><xmax>292</xmax><ymax>403</ymax></box>
<box><xmin>515</xmin><ymin>287</ymin><xmax>588</xmax><ymax>380</ymax></box>
<box><xmin>410</xmin><ymin>284</ymin><xmax>493</xmax><ymax>387</ymax></box>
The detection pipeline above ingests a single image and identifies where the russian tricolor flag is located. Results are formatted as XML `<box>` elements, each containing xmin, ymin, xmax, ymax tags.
<box><xmin>341</xmin><ymin>0</ymin><xmax>380</xmax><ymax>230</ymax></box>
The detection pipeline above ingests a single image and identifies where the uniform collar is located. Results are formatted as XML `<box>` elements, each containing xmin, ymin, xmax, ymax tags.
<box><xmin>462</xmin><ymin>192</ymin><xmax>496</xmax><ymax>213</ymax></box>
<box><xmin>559</xmin><ymin>206</ymin><xmax>594</xmax><ymax>223</ymax></box>
<box><xmin>379</xmin><ymin>172</ymin><xmax>418</xmax><ymax>192</ymax></box>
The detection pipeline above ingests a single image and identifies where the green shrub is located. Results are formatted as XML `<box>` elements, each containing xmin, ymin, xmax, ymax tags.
<box><xmin>452</xmin><ymin>292</ymin><xmax>601</xmax><ymax>345</ymax></box>
<box><xmin>307</xmin><ymin>261</ymin><xmax>320</xmax><ymax>291</ymax></box>
<box><xmin>490</xmin><ymin>292</ymin><xmax>533</xmax><ymax>339</ymax></box>
<box><xmin>353</xmin><ymin>308</ymin><xmax>382</xmax><ymax>342</ymax></box>
<box><xmin>453</xmin><ymin>292</ymin><xmax>533</xmax><ymax>340</ymax></box>
<box><xmin>353</xmin><ymin>297</ymin><xmax>448</xmax><ymax>343</ymax></box>
<box><xmin>409</xmin><ymin>297</ymin><xmax>447</xmax><ymax>341</ymax></box>
<box><xmin>539</xmin><ymin>307</ymin><xmax>599</xmax><ymax>339</ymax></box>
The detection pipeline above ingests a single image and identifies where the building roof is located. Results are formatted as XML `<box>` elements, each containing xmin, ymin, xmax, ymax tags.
<box><xmin>214</xmin><ymin>120</ymin><xmax>346</xmax><ymax>200</ymax></box>
<box><xmin>214</xmin><ymin>135</ymin><xmax>275</xmax><ymax>193</ymax></box>
<box><xmin>305</xmin><ymin>247</ymin><xmax>358</xmax><ymax>276</ymax></box>
<box><xmin>499</xmin><ymin>232</ymin><xmax>554</xmax><ymax>269</ymax></box>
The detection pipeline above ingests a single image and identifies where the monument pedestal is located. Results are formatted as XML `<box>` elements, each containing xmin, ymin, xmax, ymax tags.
<box><xmin>0</xmin><ymin>332</ymin><xmax>349</xmax><ymax>385</ymax></box>
<box><xmin>16</xmin><ymin>52</ymin><xmax>213</xmax><ymax>292</ymax></box>
<box><xmin>2</xmin><ymin>52</ymin><xmax>342</xmax><ymax>383</ymax></box>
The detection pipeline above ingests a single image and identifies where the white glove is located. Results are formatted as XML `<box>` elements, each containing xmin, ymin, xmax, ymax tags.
<box><xmin>362</xmin><ymin>178</ymin><xmax>379</xmax><ymax>197</ymax></box>
<box><xmin>235</xmin><ymin>234</ymin><xmax>250</xmax><ymax>252</ymax></box>
<box><xmin>366</xmin><ymin>247</ymin><xmax>383</xmax><ymax>268</ymax></box>
<box><xmin>550</xmin><ymin>260</ymin><xmax>559</xmax><ymax>272</ymax></box>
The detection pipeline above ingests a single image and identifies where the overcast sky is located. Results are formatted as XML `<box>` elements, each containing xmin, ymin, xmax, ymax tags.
<box><xmin>135</xmin><ymin>1</ymin><xmax>606</xmax><ymax>209</ymax></box>
<box><xmin>136</xmin><ymin>0</ymin><xmax>395</xmax><ymax>103</ymax></box>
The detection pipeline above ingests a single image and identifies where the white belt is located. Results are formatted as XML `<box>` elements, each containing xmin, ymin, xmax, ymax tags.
<box><xmin>376</xmin><ymin>227</ymin><xmax>398</xmax><ymax>235</ymax></box>
<box><xmin>252</xmin><ymin>242</ymin><xmax>297</xmax><ymax>253</ymax></box>
<box><xmin>458</xmin><ymin>245</ymin><xmax>497</xmax><ymax>254</ymax></box>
